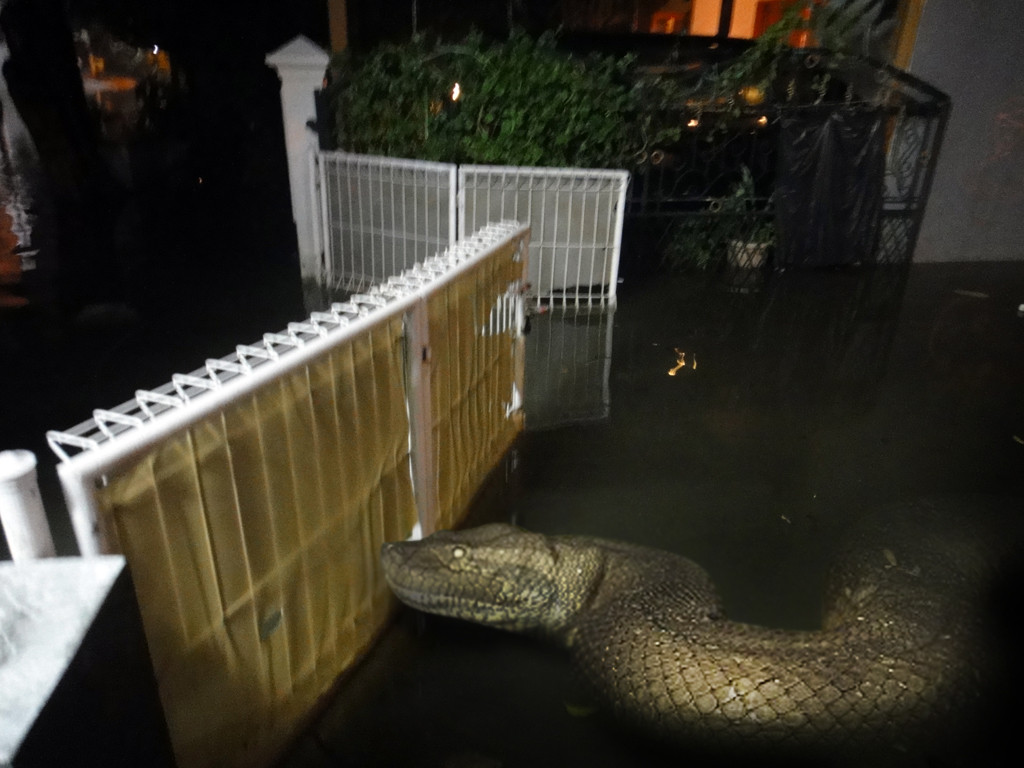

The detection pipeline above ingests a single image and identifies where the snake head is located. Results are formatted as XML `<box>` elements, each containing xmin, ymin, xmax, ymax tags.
<box><xmin>381</xmin><ymin>523</ymin><xmax>566</xmax><ymax>634</ymax></box>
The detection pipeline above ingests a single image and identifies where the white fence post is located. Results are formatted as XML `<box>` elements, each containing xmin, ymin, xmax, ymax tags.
<box><xmin>266</xmin><ymin>36</ymin><xmax>330</xmax><ymax>288</ymax></box>
<box><xmin>0</xmin><ymin>450</ymin><xmax>56</xmax><ymax>561</ymax></box>
<box><xmin>406</xmin><ymin>298</ymin><xmax>437</xmax><ymax>537</ymax></box>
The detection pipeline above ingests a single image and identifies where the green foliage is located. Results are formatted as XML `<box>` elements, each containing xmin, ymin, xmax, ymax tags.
<box><xmin>711</xmin><ymin>0</ymin><xmax>894</xmax><ymax>109</ymax></box>
<box><xmin>326</xmin><ymin>5</ymin><xmax>893</xmax><ymax>169</ymax></box>
<box><xmin>718</xmin><ymin>165</ymin><xmax>776</xmax><ymax>242</ymax></box>
<box><xmin>712</xmin><ymin>2</ymin><xmax>806</xmax><ymax>106</ymax></box>
<box><xmin>328</xmin><ymin>35</ymin><xmax>459</xmax><ymax>161</ymax></box>
<box><xmin>329</xmin><ymin>31</ymin><xmax>642</xmax><ymax>168</ymax></box>
<box><xmin>661</xmin><ymin>214</ymin><xmax>732</xmax><ymax>272</ymax></box>
<box><xmin>812</xmin><ymin>0</ymin><xmax>895</xmax><ymax>58</ymax></box>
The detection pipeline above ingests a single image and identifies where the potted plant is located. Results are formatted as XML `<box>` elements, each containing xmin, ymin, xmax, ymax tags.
<box><xmin>660</xmin><ymin>214</ymin><xmax>723</xmax><ymax>273</ymax></box>
<box><xmin>661</xmin><ymin>164</ymin><xmax>774</xmax><ymax>273</ymax></box>
<box><xmin>719</xmin><ymin>165</ymin><xmax>775</xmax><ymax>270</ymax></box>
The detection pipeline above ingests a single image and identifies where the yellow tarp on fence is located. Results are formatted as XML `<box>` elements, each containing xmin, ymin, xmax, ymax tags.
<box><xmin>95</xmin><ymin>316</ymin><xmax>417</xmax><ymax>768</ymax></box>
<box><xmin>49</xmin><ymin>224</ymin><xmax>530</xmax><ymax>768</ymax></box>
<box><xmin>428</xmin><ymin>238</ymin><xmax>525</xmax><ymax>530</ymax></box>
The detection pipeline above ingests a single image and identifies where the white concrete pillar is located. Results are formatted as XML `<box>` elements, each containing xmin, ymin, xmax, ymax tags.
<box><xmin>0</xmin><ymin>450</ymin><xmax>56</xmax><ymax>561</ymax></box>
<box><xmin>265</xmin><ymin>36</ymin><xmax>330</xmax><ymax>286</ymax></box>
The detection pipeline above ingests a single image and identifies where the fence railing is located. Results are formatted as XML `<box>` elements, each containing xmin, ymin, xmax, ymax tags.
<box><xmin>459</xmin><ymin>166</ymin><xmax>629</xmax><ymax>307</ymax></box>
<box><xmin>627</xmin><ymin>58</ymin><xmax>949</xmax><ymax>269</ymax></box>
<box><xmin>314</xmin><ymin>151</ymin><xmax>458</xmax><ymax>295</ymax></box>
<box><xmin>45</xmin><ymin>222</ymin><xmax>529</xmax><ymax>768</ymax></box>
<box><xmin>313</xmin><ymin>152</ymin><xmax>628</xmax><ymax>307</ymax></box>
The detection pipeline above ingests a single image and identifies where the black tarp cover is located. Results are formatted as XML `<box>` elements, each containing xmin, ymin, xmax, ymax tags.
<box><xmin>775</xmin><ymin>107</ymin><xmax>886</xmax><ymax>268</ymax></box>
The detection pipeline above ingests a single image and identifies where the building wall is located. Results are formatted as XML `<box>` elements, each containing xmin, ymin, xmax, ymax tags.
<box><xmin>910</xmin><ymin>0</ymin><xmax>1024</xmax><ymax>262</ymax></box>
<box><xmin>728</xmin><ymin>0</ymin><xmax>767</xmax><ymax>38</ymax></box>
<box><xmin>690</xmin><ymin>0</ymin><xmax>722</xmax><ymax>35</ymax></box>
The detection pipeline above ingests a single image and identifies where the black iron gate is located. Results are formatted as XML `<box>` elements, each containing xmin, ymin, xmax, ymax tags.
<box><xmin>625</xmin><ymin>56</ymin><xmax>950</xmax><ymax>270</ymax></box>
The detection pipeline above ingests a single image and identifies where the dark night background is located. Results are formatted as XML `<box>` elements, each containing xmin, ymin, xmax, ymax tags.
<box><xmin>0</xmin><ymin>0</ymin><xmax>564</xmax><ymax>330</ymax></box>
<box><xmin>2</xmin><ymin>4</ymin><xmax>1023</xmax><ymax>765</ymax></box>
<box><xmin>1</xmin><ymin>0</ymin><xmax>334</xmax><ymax>550</ymax></box>
<box><xmin>2</xmin><ymin>0</ymin><xmax>331</xmax><ymax>322</ymax></box>
<box><xmin>0</xmin><ymin>0</ymin><xmax>571</xmax><ymax>555</ymax></box>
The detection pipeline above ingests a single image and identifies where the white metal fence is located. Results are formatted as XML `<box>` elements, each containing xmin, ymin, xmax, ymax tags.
<box><xmin>314</xmin><ymin>151</ymin><xmax>458</xmax><ymax>294</ymax></box>
<box><xmin>460</xmin><ymin>165</ymin><xmax>629</xmax><ymax>307</ymax></box>
<box><xmin>44</xmin><ymin>222</ymin><xmax>529</xmax><ymax>768</ymax></box>
<box><xmin>313</xmin><ymin>153</ymin><xmax>628</xmax><ymax>307</ymax></box>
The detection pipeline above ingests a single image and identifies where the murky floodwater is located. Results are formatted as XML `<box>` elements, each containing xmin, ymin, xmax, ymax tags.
<box><xmin>285</xmin><ymin>263</ymin><xmax>1024</xmax><ymax>768</ymax></box>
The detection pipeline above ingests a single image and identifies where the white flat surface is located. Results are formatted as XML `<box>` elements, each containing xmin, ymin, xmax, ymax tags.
<box><xmin>0</xmin><ymin>556</ymin><xmax>126</xmax><ymax>759</ymax></box>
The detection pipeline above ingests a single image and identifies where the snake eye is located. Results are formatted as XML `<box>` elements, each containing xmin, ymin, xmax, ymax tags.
<box><xmin>452</xmin><ymin>545</ymin><xmax>467</xmax><ymax>559</ymax></box>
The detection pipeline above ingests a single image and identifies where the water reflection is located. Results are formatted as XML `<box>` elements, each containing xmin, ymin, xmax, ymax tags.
<box><xmin>524</xmin><ymin>305</ymin><xmax>614</xmax><ymax>430</ymax></box>
<box><xmin>525</xmin><ymin>265</ymin><xmax>911</xmax><ymax>432</ymax></box>
<box><xmin>290</xmin><ymin>261</ymin><xmax>1024</xmax><ymax>768</ymax></box>
<box><xmin>0</xmin><ymin>27</ymin><xmax>40</xmax><ymax>311</ymax></box>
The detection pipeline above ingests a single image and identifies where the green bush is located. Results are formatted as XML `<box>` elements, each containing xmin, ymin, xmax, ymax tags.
<box><xmin>328</xmin><ymin>31</ymin><xmax>645</xmax><ymax>169</ymax></box>
<box><xmin>326</xmin><ymin>3</ymin><xmax>892</xmax><ymax>167</ymax></box>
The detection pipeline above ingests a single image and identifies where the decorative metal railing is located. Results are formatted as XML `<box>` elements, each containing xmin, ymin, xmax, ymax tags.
<box><xmin>626</xmin><ymin>57</ymin><xmax>950</xmax><ymax>269</ymax></box>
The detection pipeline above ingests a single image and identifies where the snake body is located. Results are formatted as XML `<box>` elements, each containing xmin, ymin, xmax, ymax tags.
<box><xmin>380</xmin><ymin>498</ymin><xmax>1012</xmax><ymax>755</ymax></box>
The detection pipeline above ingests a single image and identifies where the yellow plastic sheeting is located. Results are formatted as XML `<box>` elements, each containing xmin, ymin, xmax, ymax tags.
<box><xmin>429</xmin><ymin>239</ymin><xmax>525</xmax><ymax>530</ymax></box>
<box><xmin>94</xmin><ymin>315</ymin><xmax>417</xmax><ymax>768</ymax></box>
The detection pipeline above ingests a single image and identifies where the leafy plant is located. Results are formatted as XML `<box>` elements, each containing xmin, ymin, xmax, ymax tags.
<box><xmin>328</xmin><ymin>31</ymin><xmax>644</xmax><ymax>168</ymax></box>
<box><xmin>716</xmin><ymin>165</ymin><xmax>775</xmax><ymax>243</ymax></box>
<box><xmin>328</xmin><ymin>35</ymin><xmax>466</xmax><ymax>160</ymax></box>
<box><xmin>711</xmin><ymin>1</ymin><xmax>807</xmax><ymax>108</ymax></box>
<box><xmin>662</xmin><ymin>165</ymin><xmax>774</xmax><ymax>272</ymax></box>
<box><xmin>326</xmin><ymin>4</ymin><xmax>897</xmax><ymax>167</ymax></box>
<box><xmin>811</xmin><ymin>0</ymin><xmax>896</xmax><ymax>59</ymax></box>
<box><xmin>711</xmin><ymin>0</ymin><xmax>895</xmax><ymax>110</ymax></box>
<box><xmin>661</xmin><ymin>214</ymin><xmax>727</xmax><ymax>272</ymax></box>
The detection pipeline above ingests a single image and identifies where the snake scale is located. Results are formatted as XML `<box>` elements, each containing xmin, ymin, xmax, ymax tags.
<box><xmin>380</xmin><ymin>497</ymin><xmax>1017</xmax><ymax>758</ymax></box>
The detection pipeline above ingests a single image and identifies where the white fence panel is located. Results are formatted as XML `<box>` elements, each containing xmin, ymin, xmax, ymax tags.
<box><xmin>316</xmin><ymin>151</ymin><xmax>457</xmax><ymax>294</ymax></box>
<box><xmin>459</xmin><ymin>165</ymin><xmax>629</xmax><ymax>308</ymax></box>
<box><xmin>46</xmin><ymin>222</ymin><xmax>528</xmax><ymax>768</ymax></box>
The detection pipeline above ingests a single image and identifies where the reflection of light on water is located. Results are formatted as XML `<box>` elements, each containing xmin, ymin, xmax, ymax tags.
<box><xmin>81</xmin><ymin>75</ymin><xmax>138</xmax><ymax>95</ymax></box>
<box><xmin>74</xmin><ymin>26</ymin><xmax>176</xmax><ymax>141</ymax></box>
<box><xmin>451</xmin><ymin>82</ymin><xmax>461</xmax><ymax>101</ymax></box>
<box><xmin>667</xmin><ymin>348</ymin><xmax>697</xmax><ymax>376</ymax></box>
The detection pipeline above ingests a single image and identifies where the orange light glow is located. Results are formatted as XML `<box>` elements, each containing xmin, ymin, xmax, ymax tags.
<box><xmin>668</xmin><ymin>348</ymin><xmax>697</xmax><ymax>376</ymax></box>
<box><xmin>740</xmin><ymin>85</ymin><xmax>765</xmax><ymax>105</ymax></box>
<box><xmin>650</xmin><ymin>11</ymin><xmax>685</xmax><ymax>34</ymax></box>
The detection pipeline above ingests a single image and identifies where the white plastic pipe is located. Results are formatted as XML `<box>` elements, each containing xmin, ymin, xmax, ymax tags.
<box><xmin>0</xmin><ymin>449</ymin><xmax>57</xmax><ymax>561</ymax></box>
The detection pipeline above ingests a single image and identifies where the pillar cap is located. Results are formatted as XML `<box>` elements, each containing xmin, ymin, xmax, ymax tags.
<box><xmin>265</xmin><ymin>35</ymin><xmax>329</xmax><ymax>71</ymax></box>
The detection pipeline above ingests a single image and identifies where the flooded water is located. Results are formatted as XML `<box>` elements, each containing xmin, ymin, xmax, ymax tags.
<box><xmin>283</xmin><ymin>262</ymin><xmax>1024</xmax><ymax>768</ymax></box>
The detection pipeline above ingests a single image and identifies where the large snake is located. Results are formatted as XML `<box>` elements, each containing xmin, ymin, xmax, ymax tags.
<box><xmin>381</xmin><ymin>497</ymin><xmax>1017</xmax><ymax>759</ymax></box>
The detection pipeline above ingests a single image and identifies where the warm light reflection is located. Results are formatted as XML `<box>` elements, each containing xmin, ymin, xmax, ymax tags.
<box><xmin>650</xmin><ymin>11</ymin><xmax>684</xmax><ymax>34</ymax></box>
<box><xmin>451</xmin><ymin>82</ymin><xmax>461</xmax><ymax>101</ymax></box>
<box><xmin>756</xmin><ymin>115</ymin><xmax>769</xmax><ymax>127</ymax></box>
<box><xmin>75</xmin><ymin>25</ymin><xmax>178</xmax><ymax>141</ymax></box>
<box><xmin>740</xmin><ymin>85</ymin><xmax>765</xmax><ymax>105</ymax></box>
<box><xmin>668</xmin><ymin>348</ymin><xmax>697</xmax><ymax>376</ymax></box>
<box><xmin>687</xmin><ymin>118</ymin><xmax>700</xmax><ymax>129</ymax></box>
